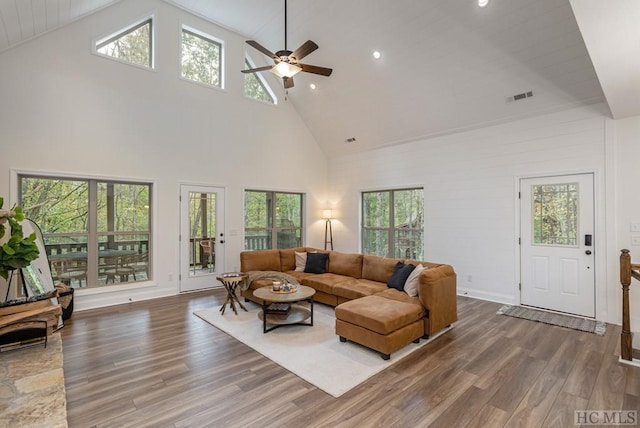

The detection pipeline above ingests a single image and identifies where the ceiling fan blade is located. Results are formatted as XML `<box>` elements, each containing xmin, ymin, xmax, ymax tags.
<box><xmin>290</xmin><ymin>40</ymin><xmax>318</xmax><ymax>61</ymax></box>
<box><xmin>246</xmin><ymin>40</ymin><xmax>278</xmax><ymax>60</ymax></box>
<box><xmin>241</xmin><ymin>65</ymin><xmax>274</xmax><ymax>74</ymax></box>
<box><xmin>299</xmin><ymin>63</ymin><xmax>333</xmax><ymax>76</ymax></box>
<box><xmin>283</xmin><ymin>76</ymin><xmax>295</xmax><ymax>89</ymax></box>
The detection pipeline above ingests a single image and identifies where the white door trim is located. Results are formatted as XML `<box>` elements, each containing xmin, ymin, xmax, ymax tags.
<box><xmin>516</xmin><ymin>171</ymin><xmax>600</xmax><ymax>318</ymax></box>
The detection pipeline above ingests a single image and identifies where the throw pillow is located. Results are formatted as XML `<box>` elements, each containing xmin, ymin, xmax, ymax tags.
<box><xmin>295</xmin><ymin>251</ymin><xmax>307</xmax><ymax>272</ymax></box>
<box><xmin>387</xmin><ymin>262</ymin><xmax>415</xmax><ymax>291</ymax></box>
<box><xmin>304</xmin><ymin>252</ymin><xmax>328</xmax><ymax>274</ymax></box>
<box><xmin>403</xmin><ymin>263</ymin><xmax>425</xmax><ymax>297</ymax></box>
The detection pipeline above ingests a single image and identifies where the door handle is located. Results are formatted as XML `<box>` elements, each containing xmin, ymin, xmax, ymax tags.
<box><xmin>585</xmin><ymin>250</ymin><xmax>592</xmax><ymax>255</ymax></box>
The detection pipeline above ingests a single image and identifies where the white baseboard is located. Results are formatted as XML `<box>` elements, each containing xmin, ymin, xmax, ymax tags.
<box><xmin>457</xmin><ymin>287</ymin><xmax>515</xmax><ymax>305</ymax></box>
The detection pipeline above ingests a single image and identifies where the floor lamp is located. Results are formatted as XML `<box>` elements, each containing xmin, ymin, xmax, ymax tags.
<box><xmin>323</xmin><ymin>209</ymin><xmax>334</xmax><ymax>250</ymax></box>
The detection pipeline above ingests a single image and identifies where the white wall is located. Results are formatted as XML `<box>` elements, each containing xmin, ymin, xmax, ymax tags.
<box><xmin>615</xmin><ymin>115</ymin><xmax>640</xmax><ymax>331</ymax></box>
<box><xmin>0</xmin><ymin>0</ymin><xmax>328</xmax><ymax>310</ymax></box>
<box><xmin>328</xmin><ymin>103</ymin><xmax>627</xmax><ymax>324</ymax></box>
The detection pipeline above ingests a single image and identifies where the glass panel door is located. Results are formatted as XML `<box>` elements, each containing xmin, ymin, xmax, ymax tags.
<box><xmin>180</xmin><ymin>185</ymin><xmax>224</xmax><ymax>292</ymax></box>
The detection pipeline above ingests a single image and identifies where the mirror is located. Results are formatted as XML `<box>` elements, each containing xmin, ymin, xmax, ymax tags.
<box><xmin>19</xmin><ymin>219</ymin><xmax>63</xmax><ymax>329</ymax></box>
<box><xmin>20</xmin><ymin>219</ymin><xmax>56</xmax><ymax>297</ymax></box>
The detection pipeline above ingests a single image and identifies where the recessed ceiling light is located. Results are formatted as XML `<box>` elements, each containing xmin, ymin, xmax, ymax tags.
<box><xmin>309</xmin><ymin>83</ymin><xmax>317</xmax><ymax>90</ymax></box>
<box><xmin>372</xmin><ymin>51</ymin><xmax>381</xmax><ymax>60</ymax></box>
<box><xmin>478</xmin><ymin>0</ymin><xmax>489</xmax><ymax>7</ymax></box>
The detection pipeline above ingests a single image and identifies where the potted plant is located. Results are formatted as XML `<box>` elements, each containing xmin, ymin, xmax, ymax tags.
<box><xmin>0</xmin><ymin>196</ymin><xmax>40</xmax><ymax>281</ymax></box>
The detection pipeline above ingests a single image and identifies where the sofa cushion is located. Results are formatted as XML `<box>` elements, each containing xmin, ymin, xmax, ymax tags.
<box><xmin>362</xmin><ymin>255</ymin><xmax>402</xmax><ymax>283</ymax></box>
<box><xmin>328</xmin><ymin>251</ymin><xmax>363</xmax><ymax>278</ymax></box>
<box><xmin>302</xmin><ymin>273</ymin><xmax>352</xmax><ymax>295</ymax></box>
<box><xmin>240</xmin><ymin>249</ymin><xmax>281</xmax><ymax>272</ymax></box>
<box><xmin>332</xmin><ymin>278</ymin><xmax>387</xmax><ymax>300</ymax></box>
<box><xmin>335</xmin><ymin>295</ymin><xmax>424</xmax><ymax>335</ymax></box>
<box><xmin>295</xmin><ymin>251</ymin><xmax>307</xmax><ymax>271</ymax></box>
<box><xmin>375</xmin><ymin>288</ymin><xmax>423</xmax><ymax>307</ymax></box>
<box><xmin>387</xmin><ymin>262</ymin><xmax>415</xmax><ymax>291</ymax></box>
<box><xmin>279</xmin><ymin>247</ymin><xmax>307</xmax><ymax>272</ymax></box>
<box><xmin>283</xmin><ymin>270</ymin><xmax>315</xmax><ymax>283</ymax></box>
<box><xmin>305</xmin><ymin>252</ymin><xmax>328</xmax><ymax>274</ymax></box>
<box><xmin>403</xmin><ymin>263</ymin><xmax>425</xmax><ymax>297</ymax></box>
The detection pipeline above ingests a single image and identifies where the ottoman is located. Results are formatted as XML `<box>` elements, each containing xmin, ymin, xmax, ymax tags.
<box><xmin>335</xmin><ymin>295</ymin><xmax>425</xmax><ymax>360</ymax></box>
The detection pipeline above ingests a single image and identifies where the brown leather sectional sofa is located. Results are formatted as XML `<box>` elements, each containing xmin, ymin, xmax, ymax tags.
<box><xmin>240</xmin><ymin>247</ymin><xmax>458</xmax><ymax>359</ymax></box>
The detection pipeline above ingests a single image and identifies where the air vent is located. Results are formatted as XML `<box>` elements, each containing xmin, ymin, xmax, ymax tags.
<box><xmin>508</xmin><ymin>90</ymin><xmax>534</xmax><ymax>102</ymax></box>
<box><xmin>345</xmin><ymin>137</ymin><xmax>357</xmax><ymax>143</ymax></box>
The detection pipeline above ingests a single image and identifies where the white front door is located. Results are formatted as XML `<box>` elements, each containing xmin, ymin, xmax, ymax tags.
<box><xmin>179</xmin><ymin>185</ymin><xmax>225</xmax><ymax>292</ymax></box>
<box><xmin>520</xmin><ymin>174</ymin><xmax>595</xmax><ymax>317</ymax></box>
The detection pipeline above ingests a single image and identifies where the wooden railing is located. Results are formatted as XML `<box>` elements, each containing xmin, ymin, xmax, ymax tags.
<box><xmin>619</xmin><ymin>249</ymin><xmax>640</xmax><ymax>361</ymax></box>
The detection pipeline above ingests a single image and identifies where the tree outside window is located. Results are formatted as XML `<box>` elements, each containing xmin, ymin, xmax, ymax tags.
<box><xmin>244</xmin><ymin>190</ymin><xmax>303</xmax><ymax>250</ymax></box>
<box><xmin>96</xmin><ymin>19</ymin><xmax>153</xmax><ymax>68</ymax></box>
<box><xmin>362</xmin><ymin>188</ymin><xmax>424</xmax><ymax>259</ymax></box>
<box><xmin>19</xmin><ymin>175</ymin><xmax>152</xmax><ymax>288</ymax></box>
<box><xmin>181</xmin><ymin>27</ymin><xmax>222</xmax><ymax>88</ymax></box>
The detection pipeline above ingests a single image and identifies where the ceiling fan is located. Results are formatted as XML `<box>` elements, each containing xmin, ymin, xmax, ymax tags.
<box><xmin>241</xmin><ymin>0</ymin><xmax>333</xmax><ymax>89</ymax></box>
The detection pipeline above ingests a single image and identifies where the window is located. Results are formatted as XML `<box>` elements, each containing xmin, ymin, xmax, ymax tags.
<box><xmin>96</xmin><ymin>18</ymin><xmax>153</xmax><ymax>68</ymax></box>
<box><xmin>181</xmin><ymin>27</ymin><xmax>223</xmax><ymax>88</ymax></box>
<box><xmin>19</xmin><ymin>174</ymin><xmax>152</xmax><ymax>288</ymax></box>
<box><xmin>244</xmin><ymin>57</ymin><xmax>276</xmax><ymax>104</ymax></box>
<box><xmin>244</xmin><ymin>190</ymin><xmax>303</xmax><ymax>250</ymax></box>
<box><xmin>362</xmin><ymin>188</ymin><xmax>424</xmax><ymax>259</ymax></box>
<box><xmin>532</xmin><ymin>183</ymin><xmax>578</xmax><ymax>246</ymax></box>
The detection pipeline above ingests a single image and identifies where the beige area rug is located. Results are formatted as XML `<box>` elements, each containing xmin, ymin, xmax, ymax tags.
<box><xmin>194</xmin><ymin>302</ymin><xmax>450</xmax><ymax>398</ymax></box>
<box><xmin>0</xmin><ymin>332</ymin><xmax>68</xmax><ymax>427</ymax></box>
<box><xmin>497</xmin><ymin>305</ymin><xmax>606</xmax><ymax>336</ymax></box>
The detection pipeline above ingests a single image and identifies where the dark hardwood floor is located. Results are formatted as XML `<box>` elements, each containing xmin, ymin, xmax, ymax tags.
<box><xmin>61</xmin><ymin>289</ymin><xmax>640</xmax><ymax>427</ymax></box>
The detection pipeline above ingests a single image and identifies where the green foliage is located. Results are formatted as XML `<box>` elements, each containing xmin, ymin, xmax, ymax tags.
<box><xmin>182</xmin><ymin>30</ymin><xmax>221</xmax><ymax>87</ymax></box>
<box><xmin>97</xmin><ymin>20</ymin><xmax>151</xmax><ymax>68</ymax></box>
<box><xmin>244</xmin><ymin>59</ymin><xmax>275</xmax><ymax>103</ymax></box>
<box><xmin>20</xmin><ymin>177</ymin><xmax>150</xmax><ymax>254</ymax></box>
<box><xmin>362</xmin><ymin>189</ymin><xmax>424</xmax><ymax>258</ymax></box>
<box><xmin>0</xmin><ymin>197</ymin><xmax>40</xmax><ymax>280</ymax></box>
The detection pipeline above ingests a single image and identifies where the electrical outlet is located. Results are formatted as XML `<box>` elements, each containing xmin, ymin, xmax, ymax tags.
<box><xmin>467</xmin><ymin>275</ymin><xmax>473</xmax><ymax>282</ymax></box>
<box><xmin>632</xmin><ymin>223</ymin><xmax>640</xmax><ymax>232</ymax></box>
<box><xmin>168</xmin><ymin>273</ymin><xmax>173</xmax><ymax>281</ymax></box>
<box><xmin>632</xmin><ymin>236</ymin><xmax>640</xmax><ymax>246</ymax></box>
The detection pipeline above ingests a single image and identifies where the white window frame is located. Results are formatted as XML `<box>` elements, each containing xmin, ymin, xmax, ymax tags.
<box><xmin>92</xmin><ymin>14</ymin><xmax>156</xmax><ymax>70</ymax></box>
<box><xmin>10</xmin><ymin>169</ymin><xmax>157</xmax><ymax>292</ymax></box>
<box><xmin>243</xmin><ymin>55</ymin><xmax>277</xmax><ymax>105</ymax></box>
<box><xmin>361</xmin><ymin>187</ymin><xmax>424</xmax><ymax>259</ymax></box>
<box><xmin>180</xmin><ymin>25</ymin><xmax>225</xmax><ymax>90</ymax></box>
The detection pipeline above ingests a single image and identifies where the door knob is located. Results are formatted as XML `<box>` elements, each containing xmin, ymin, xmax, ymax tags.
<box><xmin>585</xmin><ymin>250</ymin><xmax>592</xmax><ymax>255</ymax></box>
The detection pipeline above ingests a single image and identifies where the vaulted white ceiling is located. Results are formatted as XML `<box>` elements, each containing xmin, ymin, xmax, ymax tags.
<box><xmin>0</xmin><ymin>0</ymin><xmax>638</xmax><ymax>157</ymax></box>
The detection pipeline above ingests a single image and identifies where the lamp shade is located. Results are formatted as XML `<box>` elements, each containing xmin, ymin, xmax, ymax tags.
<box><xmin>270</xmin><ymin>61</ymin><xmax>302</xmax><ymax>78</ymax></box>
<box><xmin>322</xmin><ymin>209</ymin><xmax>333</xmax><ymax>220</ymax></box>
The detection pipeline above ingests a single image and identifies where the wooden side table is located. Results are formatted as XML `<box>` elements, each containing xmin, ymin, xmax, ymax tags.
<box><xmin>216</xmin><ymin>273</ymin><xmax>248</xmax><ymax>315</ymax></box>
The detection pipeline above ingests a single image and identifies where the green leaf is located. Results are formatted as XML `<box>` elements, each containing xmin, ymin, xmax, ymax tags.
<box><xmin>0</xmin><ymin>196</ymin><xmax>4</xmax><ymax>209</ymax></box>
<box><xmin>2</xmin><ymin>242</ymin><xmax>15</xmax><ymax>255</ymax></box>
<box><xmin>13</xmin><ymin>206</ymin><xmax>24</xmax><ymax>222</ymax></box>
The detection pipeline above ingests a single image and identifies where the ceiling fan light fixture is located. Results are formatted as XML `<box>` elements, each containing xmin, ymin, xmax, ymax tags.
<box><xmin>271</xmin><ymin>61</ymin><xmax>302</xmax><ymax>78</ymax></box>
<box><xmin>478</xmin><ymin>0</ymin><xmax>489</xmax><ymax>7</ymax></box>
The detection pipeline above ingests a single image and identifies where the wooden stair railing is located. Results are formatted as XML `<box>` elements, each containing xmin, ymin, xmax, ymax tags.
<box><xmin>620</xmin><ymin>249</ymin><xmax>640</xmax><ymax>361</ymax></box>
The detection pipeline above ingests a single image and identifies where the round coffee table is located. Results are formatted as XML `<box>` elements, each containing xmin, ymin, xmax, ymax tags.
<box><xmin>252</xmin><ymin>285</ymin><xmax>316</xmax><ymax>333</ymax></box>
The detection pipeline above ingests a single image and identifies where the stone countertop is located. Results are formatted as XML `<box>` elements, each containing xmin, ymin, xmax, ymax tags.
<box><xmin>0</xmin><ymin>333</ymin><xmax>67</xmax><ymax>427</ymax></box>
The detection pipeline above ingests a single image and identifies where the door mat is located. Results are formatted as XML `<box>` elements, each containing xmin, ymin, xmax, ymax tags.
<box><xmin>497</xmin><ymin>305</ymin><xmax>606</xmax><ymax>336</ymax></box>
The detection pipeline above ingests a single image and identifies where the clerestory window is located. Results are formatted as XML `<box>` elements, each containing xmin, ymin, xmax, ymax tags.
<box><xmin>181</xmin><ymin>27</ymin><xmax>223</xmax><ymax>88</ymax></box>
<box><xmin>95</xmin><ymin>18</ymin><xmax>153</xmax><ymax>68</ymax></box>
<box><xmin>244</xmin><ymin>57</ymin><xmax>276</xmax><ymax>104</ymax></box>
